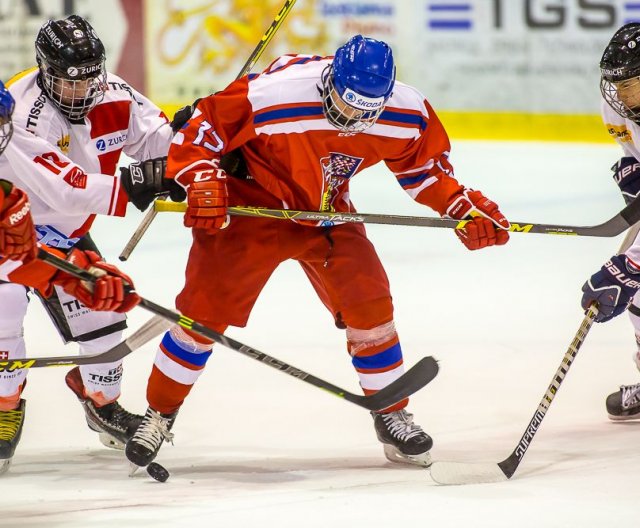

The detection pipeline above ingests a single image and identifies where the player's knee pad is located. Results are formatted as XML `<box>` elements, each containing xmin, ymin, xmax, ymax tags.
<box><xmin>77</xmin><ymin>330</ymin><xmax>128</xmax><ymax>404</ymax></box>
<box><xmin>37</xmin><ymin>284</ymin><xmax>127</xmax><ymax>343</ymax></box>
<box><xmin>347</xmin><ymin>320</ymin><xmax>397</xmax><ymax>356</ymax></box>
<box><xmin>151</xmin><ymin>325</ymin><xmax>215</xmax><ymax>387</ymax></box>
<box><xmin>347</xmin><ymin>320</ymin><xmax>405</xmax><ymax>393</ymax></box>
<box><xmin>176</xmin><ymin>324</ymin><xmax>219</xmax><ymax>349</ymax></box>
<box><xmin>0</xmin><ymin>336</ymin><xmax>27</xmax><ymax>400</ymax></box>
<box><xmin>0</xmin><ymin>283</ymin><xmax>29</xmax><ymax>338</ymax></box>
<box><xmin>78</xmin><ymin>330</ymin><xmax>125</xmax><ymax>356</ymax></box>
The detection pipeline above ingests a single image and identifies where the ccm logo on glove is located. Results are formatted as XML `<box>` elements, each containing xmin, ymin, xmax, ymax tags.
<box><xmin>192</xmin><ymin>167</ymin><xmax>226</xmax><ymax>183</ymax></box>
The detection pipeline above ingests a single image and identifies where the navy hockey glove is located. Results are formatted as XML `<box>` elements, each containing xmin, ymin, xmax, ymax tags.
<box><xmin>581</xmin><ymin>254</ymin><xmax>640</xmax><ymax>322</ymax></box>
<box><xmin>612</xmin><ymin>157</ymin><xmax>640</xmax><ymax>205</ymax></box>
<box><xmin>120</xmin><ymin>157</ymin><xmax>186</xmax><ymax>212</ymax></box>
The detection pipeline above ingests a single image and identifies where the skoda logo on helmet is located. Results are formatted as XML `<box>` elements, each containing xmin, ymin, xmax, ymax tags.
<box><xmin>344</xmin><ymin>92</ymin><xmax>356</xmax><ymax>103</ymax></box>
<box><xmin>630</xmin><ymin>41</ymin><xmax>637</xmax><ymax>49</ymax></box>
<box><xmin>73</xmin><ymin>30</ymin><xmax>84</xmax><ymax>38</ymax></box>
<box><xmin>67</xmin><ymin>66</ymin><xmax>79</xmax><ymax>77</ymax></box>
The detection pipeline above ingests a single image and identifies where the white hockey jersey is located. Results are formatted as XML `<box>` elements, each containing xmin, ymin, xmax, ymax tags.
<box><xmin>1</xmin><ymin>68</ymin><xmax>173</xmax><ymax>248</ymax></box>
<box><xmin>601</xmin><ymin>97</ymin><xmax>640</xmax><ymax>264</ymax></box>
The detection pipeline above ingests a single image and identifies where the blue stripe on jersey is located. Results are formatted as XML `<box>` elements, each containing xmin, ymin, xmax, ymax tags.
<box><xmin>352</xmin><ymin>342</ymin><xmax>403</xmax><ymax>370</ymax></box>
<box><xmin>267</xmin><ymin>56</ymin><xmax>324</xmax><ymax>75</ymax></box>
<box><xmin>161</xmin><ymin>332</ymin><xmax>212</xmax><ymax>367</ymax></box>
<box><xmin>397</xmin><ymin>172</ymin><xmax>430</xmax><ymax>187</ymax></box>
<box><xmin>254</xmin><ymin>106</ymin><xmax>324</xmax><ymax>125</ymax></box>
<box><xmin>248</xmin><ymin>73</ymin><xmax>259</xmax><ymax>80</ymax></box>
<box><xmin>379</xmin><ymin>110</ymin><xmax>428</xmax><ymax>130</ymax></box>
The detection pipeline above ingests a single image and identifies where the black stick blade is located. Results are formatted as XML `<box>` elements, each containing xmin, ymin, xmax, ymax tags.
<box><xmin>345</xmin><ymin>356</ymin><xmax>439</xmax><ymax>411</ymax></box>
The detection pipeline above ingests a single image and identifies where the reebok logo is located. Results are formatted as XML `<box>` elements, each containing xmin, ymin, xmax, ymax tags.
<box><xmin>9</xmin><ymin>202</ymin><xmax>30</xmax><ymax>226</ymax></box>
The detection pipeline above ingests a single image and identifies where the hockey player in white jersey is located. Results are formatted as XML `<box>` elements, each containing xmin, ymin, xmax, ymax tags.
<box><xmin>0</xmin><ymin>15</ymin><xmax>176</xmax><ymax>467</ymax></box>
<box><xmin>0</xmin><ymin>80</ymin><xmax>146</xmax><ymax>473</ymax></box>
<box><xmin>582</xmin><ymin>23</ymin><xmax>640</xmax><ymax>420</ymax></box>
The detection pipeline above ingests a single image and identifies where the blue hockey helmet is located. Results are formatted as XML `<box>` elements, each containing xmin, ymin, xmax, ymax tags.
<box><xmin>0</xmin><ymin>80</ymin><xmax>15</xmax><ymax>155</ymax></box>
<box><xmin>322</xmin><ymin>35</ymin><xmax>396</xmax><ymax>133</ymax></box>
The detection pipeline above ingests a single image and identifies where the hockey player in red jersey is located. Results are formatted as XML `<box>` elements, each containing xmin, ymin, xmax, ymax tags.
<box><xmin>0</xmin><ymin>15</ymin><xmax>176</xmax><ymax>472</ymax></box>
<box><xmin>582</xmin><ymin>23</ymin><xmax>640</xmax><ymax>421</ymax></box>
<box><xmin>126</xmin><ymin>36</ymin><xmax>510</xmax><ymax>469</ymax></box>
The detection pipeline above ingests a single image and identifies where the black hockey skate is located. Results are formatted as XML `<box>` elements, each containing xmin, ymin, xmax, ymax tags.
<box><xmin>0</xmin><ymin>399</ymin><xmax>26</xmax><ymax>475</ymax></box>
<box><xmin>65</xmin><ymin>367</ymin><xmax>142</xmax><ymax>449</ymax></box>
<box><xmin>372</xmin><ymin>409</ymin><xmax>432</xmax><ymax>467</ymax></box>
<box><xmin>125</xmin><ymin>406</ymin><xmax>176</xmax><ymax>468</ymax></box>
<box><xmin>606</xmin><ymin>383</ymin><xmax>640</xmax><ymax>420</ymax></box>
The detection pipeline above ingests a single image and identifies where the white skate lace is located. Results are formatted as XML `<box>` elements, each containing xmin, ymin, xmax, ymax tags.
<box><xmin>620</xmin><ymin>384</ymin><xmax>640</xmax><ymax>409</ymax></box>
<box><xmin>382</xmin><ymin>410</ymin><xmax>424</xmax><ymax>441</ymax></box>
<box><xmin>131</xmin><ymin>409</ymin><xmax>174</xmax><ymax>451</ymax></box>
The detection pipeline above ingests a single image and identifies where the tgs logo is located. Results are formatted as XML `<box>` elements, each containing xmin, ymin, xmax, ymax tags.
<box><xmin>96</xmin><ymin>139</ymin><xmax>106</xmax><ymax>151</ymax></box>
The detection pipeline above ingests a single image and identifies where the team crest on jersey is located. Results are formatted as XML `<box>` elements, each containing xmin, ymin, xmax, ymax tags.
<box><xmin>57</xmin><ymin>135</ymin><xmax>70</xmax><ymax>154</ymax></box>
<box><xmin>606</xmin><ymin>123</ymin><xmax>632</xmax><ymax>143</ymax></box>
<box><xmin>63</xmin><ymin>167</ymin><xmax>88</xmax><ymax>189</ymax></box>
<box><xmin>319</xmin><ymin>153</ymin><xmax>363</xmax><ymax>211</ymax></box>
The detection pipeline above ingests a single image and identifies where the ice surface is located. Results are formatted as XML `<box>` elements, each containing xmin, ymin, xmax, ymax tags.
<box><xmin>3</xmin><ymin>141</ymin><xmax>637</xmax><ymax>528</ymax></box>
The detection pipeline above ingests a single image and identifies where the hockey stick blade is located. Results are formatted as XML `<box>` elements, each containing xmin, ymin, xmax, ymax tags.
<box><xmin>429</xmin><ymin>461</ymin><xmax>508</xmax><ymax>485</ymax></box>
<box><xmin>429</xmin><ymin>305</ymin><xmax>598</xmax><ymax>485</ymax></box>
<box><xmin>38</xmin><ymin>250</ymin><xmax>437</xmax><ymax>411</ymax></box>
<box><xmin>346</xmin><ymin>356</ymin><xmax>438</xmax><ymax>410</ymax></box>
<box><xmin>1</xmin><ymin>315</ymin><xmax>171</xmax><ymax>370</ymax></box>
<box><xmin>156</xmin><ymin>195</ymin><xmax>640</xmax><ymax>237</ymax></box>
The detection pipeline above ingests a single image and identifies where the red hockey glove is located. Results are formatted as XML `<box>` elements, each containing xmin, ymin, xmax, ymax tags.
<box><xmin>446</xmin><ymin>189</ymin><xmax>510</xmax><ymax>250</ymax></box>
<box><xmin>54</xmin><ymin>249</ymin><xmax>141</xmax><ymax>313</ymax></box>
<box><xmin>184</xmin><ymin>179</ymin><xmax>229</xmax><ymax>233</ymax></box>
<box><xmin>0</xmin><ymin>184</ymin><xmax>38</xmax><ymax>262</ymax></box>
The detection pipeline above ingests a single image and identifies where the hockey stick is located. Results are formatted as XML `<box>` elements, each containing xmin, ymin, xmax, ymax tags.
<box><xmin>0</xmin><ymin>315</ymin><xmax>172</xmax><ymax>371</ymax></box>
<box><xmin>118</xmin><ymin>0</ymin><xmax>297</xmax><ymax>262</ymax></box>
<box><xmin>154</xmin><ymin>196</ymin><xmax>640</xmax><ymax>237</ymax></box>
<box><xmin>429</xmin><ymin>304</ymin><xmax>598</xmax><ymax>485</ymax></box>
<box><xmin>37</xmin><ymin>249</ymin><xmax>439</xmax><ymax>411</ymax></box>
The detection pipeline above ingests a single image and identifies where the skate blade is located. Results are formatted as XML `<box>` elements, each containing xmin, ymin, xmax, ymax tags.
<box><xmin>128</xmin><ymin>462</ymin><xmax>142</xmax><ymax>477</ymax></box>
<box><xmin>0</xmin><ymin>458</ymin><xmax>11</xmax><ymax>475</ymax></box>
<box><xmin>98</xmin><ymin>432</ymin><xmax>125</xmax><ymax>450</ymax></box>
<box><xmin>383</xmin><ymin>444</ymin><xmax>431</xmax><ymax>467</ymax></box>
<box><xmin>608</xmin><ymin>413</ymin><xmax>640</xmax><ymax>421</ymax></box>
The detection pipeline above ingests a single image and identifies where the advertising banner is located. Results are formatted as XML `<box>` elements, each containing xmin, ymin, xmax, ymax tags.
<box><xmin>1</xmin><ymin>1</ymin><xmax>639</xmax><ymax>141</ymax></box>
<box><xmin>0</xmin><ymin>0</ymin><xmax>141</xmax><ymax>88</ymax></box>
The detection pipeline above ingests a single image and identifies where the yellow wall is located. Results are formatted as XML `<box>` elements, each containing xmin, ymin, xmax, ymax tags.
<box><xmin>437</xmin><ymin>112</ymin><xmax>611</xmax><ymax>143</ymax></box>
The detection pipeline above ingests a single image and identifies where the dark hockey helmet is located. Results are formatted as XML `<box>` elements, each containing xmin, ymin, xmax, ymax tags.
<box><xmin>322</xmin><ymin>35</ymin><xmax>395</xmax><ymax>134</ymax></box>
<box><xmin>35</xmin><ymin>15</ymin><xmax>107</xmax><ymax>120</ymax></box>
<box><xmin>600</xmin><ymin>23</ymin><xmax>640</xmax><ymax>122</ymax></box>
<box><xmin>0</xmin><ymin>80</ymin><xmax>14</xmax><ymax>155</ymax></box>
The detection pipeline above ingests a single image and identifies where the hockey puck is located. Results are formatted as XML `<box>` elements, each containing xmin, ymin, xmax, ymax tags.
<box><xmin>146</xmin><ymin>462</ymin><xmax>170</xmax><ymax>482</ymax></box>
